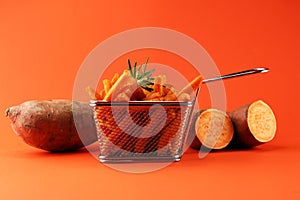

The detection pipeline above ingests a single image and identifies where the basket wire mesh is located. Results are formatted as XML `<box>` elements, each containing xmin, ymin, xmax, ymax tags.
<box><xmin>90</xmin><ymin>90</ymin><xmax>198</xmax><ymax>162</ymax></box>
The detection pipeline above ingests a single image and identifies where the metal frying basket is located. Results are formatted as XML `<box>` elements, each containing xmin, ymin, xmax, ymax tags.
<box><xmin>90</xmin><ymin>90</ymin><xmax>198</xmax><ymax>163</ymax></box>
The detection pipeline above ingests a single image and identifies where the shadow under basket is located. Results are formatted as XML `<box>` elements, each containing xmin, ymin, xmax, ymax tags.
<box><xmin>90</xmin><ymin>97</ymin><xmax>197</xmax><ymax>163</ymax></box>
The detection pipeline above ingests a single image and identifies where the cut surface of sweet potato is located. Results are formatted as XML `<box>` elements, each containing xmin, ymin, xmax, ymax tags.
<box><xmin>194</xmin><ymin>109</ymin><xmax>234</xmax><ymax>149</ymax></box>
<box><xmin>247</xmin><ymin>100</ymin><xmax>276</xmax><ymax>142</ymax></box>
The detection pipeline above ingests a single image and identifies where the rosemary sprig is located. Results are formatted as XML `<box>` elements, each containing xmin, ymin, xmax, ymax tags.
<box><xmin>128</xmin><ymin>58</ymin><xmax>155</xmax><ymax>92</ymax></box>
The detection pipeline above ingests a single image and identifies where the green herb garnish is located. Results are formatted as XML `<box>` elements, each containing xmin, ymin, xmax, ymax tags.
<box><xmin>128</xmin><ymin>58</ymin><xmax>155</xmax><ymax>92</ymax></box>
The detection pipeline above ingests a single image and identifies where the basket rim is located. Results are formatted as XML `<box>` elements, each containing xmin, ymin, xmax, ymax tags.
<box><xmin>89</xmin><ymin>100</ymin><xmax>194</xmax><ymax>107</ymax></box>
<box><xmin>90</xmin><ymin>88</ymin><xmax>199</xmax><ymax>107</ymax></box>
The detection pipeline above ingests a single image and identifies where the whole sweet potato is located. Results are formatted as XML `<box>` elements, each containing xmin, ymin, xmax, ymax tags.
<box><xmin>5</xmin><ymin>100</ymin><xmax>97</xmax><ymax>152</ymax></box>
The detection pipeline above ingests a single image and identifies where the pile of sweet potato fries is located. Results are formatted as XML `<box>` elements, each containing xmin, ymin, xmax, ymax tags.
<box><xmin>87</xmin><ymin>68</ymin><xmax>203</xmax><ymax>102</ymax></box>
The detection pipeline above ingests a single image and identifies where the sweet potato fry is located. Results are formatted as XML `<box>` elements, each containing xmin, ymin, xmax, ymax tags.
<box><xmin>153</xmin><ymin>75</ymin><xmax>166</xmax><ymax>95</ymax></box>
<box><xmin>103</xmin><ymin>79</ymin><xmax>111</xmax><ymax>94</ymax></box>
<box><xmin>144</xmin><ymin>92</ymin><xmax>162</xmax><ymax>101</ymax></box>
<box><xmin>86</xmin><ymin>86</ymin><xmax>102</xmax><ymax>100</ymax></box>
<box><xmin>111</xmin><ymin>73</ymin><xmax>120</xmax><ymax>86</ymax></box>
<box><xmin>114</xmin><ymin>93</ymin><xmax>130</xmax><ymax>102</ymax></box>
<box><xmin>98</xmin><ymin>89</ymin><xmax>106</xmax><ymax>100</ymax></box>
<box><xmin>177</xmin><ymin>74</ymin><xmax>203</xmax><ymax>97</ymax></box>
<box><xmin>104</xmin><ymin>70</ymin><xmax>136</xmax><ymax>101</ymax></box>
<box><xmin>178</xmin><ymin>93</ymin><xmax>191</xmax><ymax>101</ymax></box>
<box><xmin>162</xmin><ymin>90</ymin><xmax>178</xmax><ymax>101</ymax></box>
<box><xmin>130</xmin><ymin>87</ymin><xmax>146</xmax><ymax>101</ymax></box>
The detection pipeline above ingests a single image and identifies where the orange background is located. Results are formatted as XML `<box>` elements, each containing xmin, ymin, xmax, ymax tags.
<box><xmin>1</xmin><ymin>0</ymin><xmax>300</xmax><ymax>199</ymax></box>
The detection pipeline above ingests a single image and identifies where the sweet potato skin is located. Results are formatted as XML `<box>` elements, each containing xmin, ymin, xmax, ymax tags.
<box><xmin>5</xmin><ymin>100</ymin><xmax>97</xmax><ymax>152</ymax></box>
<box><xmin>229</xmin><ymin>103</ymin><xmax>260</xmax><ymax>148</ymax></box>
<box><xmin>229</xmin><ymin>100</ymin><xmax>277</xmax><ymax>148</ymax></box>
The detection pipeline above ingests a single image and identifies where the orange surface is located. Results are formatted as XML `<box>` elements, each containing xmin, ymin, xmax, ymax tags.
<box><xmin>1</xmin><ymin>0</ymin><xmax>300</xmax><ymax>199</ymax></box>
